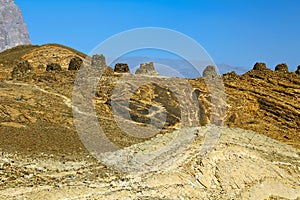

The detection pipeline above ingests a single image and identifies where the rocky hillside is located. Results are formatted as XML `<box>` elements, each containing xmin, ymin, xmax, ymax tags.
<box><xmin>0</xmin><ymin>44</ymin><xmax>299</xmax><ymax>199</ymax></box>
<box><xmin>0</xmin><ymin>0</ymin><xmax>30</xmax><ymax>52</ymax></box>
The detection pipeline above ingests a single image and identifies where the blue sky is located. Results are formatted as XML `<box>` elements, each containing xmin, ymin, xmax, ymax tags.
<box><xmin>15</xmin><ymin>0</ymin><xmax>300</xmax><ymax>71</ymax></box>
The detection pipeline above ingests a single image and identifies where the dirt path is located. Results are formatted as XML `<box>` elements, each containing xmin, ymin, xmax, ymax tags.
<box><xmin>3</xmin><ymin>80</ymin><xmax>113</xmax><ymax>120</ymax></box>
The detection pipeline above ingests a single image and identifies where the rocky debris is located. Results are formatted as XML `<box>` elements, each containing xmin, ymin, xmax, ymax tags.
<box><xmin>202</xmin><ymin>65</ymin><xmax>218</xmax><ymax>78</ymax></box>
<box><xmin>91</xmin><ymin>54</ymin><xmax>106</xmax><ymax>67</ymax></box>
<box><xmin>275</xmin><ymin>63</ymin><xmax>289</xmax><ymax>73</ymax></box>
<box><xmin>0</xmin><ymin>126</ymin><xmax>299</xmax><ymax>199</ymax></box>
<box><xmin>253</xmin><ymin>62</ymin><xmax>267</xmax><ymax>71</ymax></box>
<box><xmin>0</xmin><ymin>0</ymin><xmax>31</xmax><ymax>52</ymax></box>
<box><xmin>114</xmin><ymin>63</ymin><xmax>130</xmax><ymax>73</ymax></box>
<box><xmin>135</xmin><ymin>62</ymin><xmax>159</xmax><ymax>76</ymax></box>
<box><xmin>10</xmin><ymin>60</ymin><xmax>32</xmax><ymax>79</ymax></box>
<box><xmin>295</xmin><ymin>65</ymin><xmax>300</xmax><ymax>75</ymax></box>
<box><xmin>46</xmin><ymin>63</ymin><xmax>62</xmax><ymax>71</ymax></box>
<box><xmin>68</xmin><ymin>57</ymin><xmax>83</xmax><ymax>70</ymax></box>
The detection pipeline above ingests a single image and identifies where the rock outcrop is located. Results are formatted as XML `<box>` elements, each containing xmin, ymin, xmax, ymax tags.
<box><xmin>275</xmin><ymin>63</ymin><xmax>289</xmax><ymax>73</ymax></box>
<box><xmin>0</xmin><ymin>0</ymin><xmax>30</xmax><ymax>52</ymax></box>
<box><xmin>202</xmin><ymin>65</ymin><xmax>218</xmax><ymax>78</ymax></box>
<box><xmin>252</xmin><ymin>62</ymin><xmax>267</xmax><ymax>71</ymax></box>
<box><xmin>135</xmin><ymin>62</ymin><xmax>159</xmax><ymax>76</ymax></box>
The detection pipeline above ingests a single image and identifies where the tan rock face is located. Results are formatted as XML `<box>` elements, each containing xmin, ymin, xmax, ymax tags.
<box><xmin>22</xmin><ymin>45</ymin><xmax>86</xmax><ymax>70</ymax></box>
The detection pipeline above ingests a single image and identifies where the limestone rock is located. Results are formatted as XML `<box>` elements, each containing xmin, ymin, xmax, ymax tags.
<box><xmin>275</xmin><ymin>63</ymin><xmax>289</xmax><ymax>73</ymax></box>
<box><xmin>202</xmin><ymin>65</ymin><xmax>218</xmax><ymax>78</ymax></box>
<box><xmin>0</xmin><ymin>0</ymin><xmax>30</xmax><ymax>52</ymax></box>
<box><xmin>91</xmin><ymin>54</ymin><xmax>106</xmax><ymax>67</ymax></box>
<box><xmin>135</xmin><ymin>62</ymin><xmax>159</xmax><ymax>76</ymax></box>
<box><xmin>114</xmin><ymin>63</ymin><xmax>130</xmax><ymax>73</ymax></box>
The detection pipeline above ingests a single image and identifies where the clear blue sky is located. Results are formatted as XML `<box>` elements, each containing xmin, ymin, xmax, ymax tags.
<box><xmin>15</xmin><ymin>0</ymin><xmax>300</xmax><ymax>71</ymax></box>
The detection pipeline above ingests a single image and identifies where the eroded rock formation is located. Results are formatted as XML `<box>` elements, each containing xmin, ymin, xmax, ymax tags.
<box><xmin>275</xmin><ymin>63</ymin><xmax>289</xmax><ymax>73</ymax></box>
<box><xmin>0</xmin><ymin>0</ymin><xmax>30</xmax><ymax>52</ymax></box>
<box><xmin>135</xmin><ymin>62</ymin><xmax>159</xmax><ymax>76</ymax></box>
<box><xmin>202</xmin><ymin>65</ymin><xmax>218</xmax><ymax>78</ymax></box>
<box><xmin>68</xmin><ymin>57</ymin><xmax>82</xmax><ymax>70</ymax></box>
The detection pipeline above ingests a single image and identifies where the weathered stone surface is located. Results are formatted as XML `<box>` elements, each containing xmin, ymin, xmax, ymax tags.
<box><xmin>46</xmin><ymin>63</ymin><xmax>61</xmax><ymax>71</ymax></box>
<box><xmin>0</xmin><ymin>0</ymin><xmax>30</xmax><ymax>52</ymax></box>
<box><xmin>0</xmin><ymin>126</ymin><xmax>298</xmax><ymax>199</ymax></box>
<box><xmin>202</xmin><ymin>65</ymin><xmax>218</xmax><ymax>78</ymax></box>
<box><xmin>91</xmin><ymin>54</ymin><xmax>106</xmax><ymax>67</ymax></box>
<box><xmin>114</xmin><ymin>63</ymin><xmax>130</xmax><ymax>73</ymax></box>
<box><xmin>68</xmin><ymin>57</ymin><xmax>82</xmax><ymax>70</ymax></box>
<box><xmin>275</xmin><ymin>63</ymin><xmax>289</xmax><ymax>73</ymax></box>
<box><xmin>253</xmin><ymin>62</ymin><xmax>267</xmax><ymax>71</ymax></box>
<box><xmin>135</xmin><ymin>62</ymin><xmax>159</xmax><ymax>76</ymax></box>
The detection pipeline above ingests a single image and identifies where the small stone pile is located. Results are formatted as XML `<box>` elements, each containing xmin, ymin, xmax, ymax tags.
<box><xmin>68</xmin><ymin>57</ymin><xmax>83</xmax><ymax>70</ymax></box>
<box><xmin>253</xmin><ymin>62</ymin><xmax>267</xmax><ymax>71</ymax></box>
<box><xmin>275</xmin><ymin>63</ymin><xmax>289</xmax><ymax>73</ymax></box>
<box><xmin>91</xmin><ymin>54</ymin><xmax>106</xmax><ymax>67</ymax></box>
<box><xmin>11</xmin><ymin>60</ymin><xmax>32</xmax><ymax>79</ymax></box>
<box><xmin>135</xmin><ymin>62</ymin><xmax>159</xmax><ymax>76</ymax></box>
<box><xmin>202</xmin><ymin>65</ymin><xmax>218</xmax><ymax>78</ymax></box>
<box><xmin>114</xmin><ymin>63</ymin><xmax>130</xmax><ymax>73</ymax></box>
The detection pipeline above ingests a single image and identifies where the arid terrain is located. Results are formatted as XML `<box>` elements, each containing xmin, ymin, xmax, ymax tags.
<box><xmin>0</xmin><ymin>44</ymin><xmax>299</xmax><ymax>199</ymax></box>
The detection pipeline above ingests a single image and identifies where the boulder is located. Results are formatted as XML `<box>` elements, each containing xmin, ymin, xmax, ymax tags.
<box><xmin>46</xmin><ymin>63</ymin><xmax>61</xmax><ymax>71</ymax></box>
<box><xmin>275</xmin><ymin>63</ymin><xmax>288</xmax><ymax>73</ymax></box>
<box><xmin>202</xmin><ymin>65</ymin><xmax>218</xmax><ymax>78</ymax></box>
<box><xmin>253</xmin><ymin>62</ymin><xmax>267</xmax><ymax>71</ymax></box>
<box><xmin>135</xmin><ymin>62</ymin><xmax>159</xmax><ymax>76</ymax></box>
<box><xmin>114</xmin><ymin>63</ymin><xmax>130</xmax><ymax>73</ymax></box>
<box><xmin>68</xmin><ymin>57</ymin><xmax>83</xmax><ymax>70</ymax></box>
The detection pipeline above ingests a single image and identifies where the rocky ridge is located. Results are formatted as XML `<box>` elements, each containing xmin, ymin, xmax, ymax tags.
<box><xmin>0</xmin><ymin>0</ymin><xmax>30</xmax><ymax>52</ymax></box>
